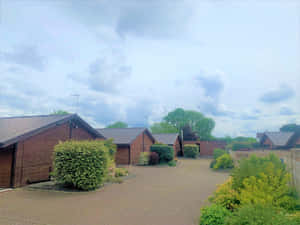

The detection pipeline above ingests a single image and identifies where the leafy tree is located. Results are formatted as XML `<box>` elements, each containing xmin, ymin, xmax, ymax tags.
<box><xmin>182</xmin><ymin>125</ymin><xmax>198</xmax><ymax>140</ymax></box>
<box><xmin>280</xmin><ymin>124</ymin><xmax>300</xmax><ymax>132</ymax></box>
<box><xmin>163</xmin><ymin>108</ymin><xmax>215</xmax><ymax>140</ymax></box>
<box><xmin>150</xmin><ymin>122</ymin><xmax>178</xmax><ymax>134</ymax></box>
<box><xmin>106</xmin><ymin>121</ymin><xmax>128</xmax><ymax>128</ymax></box>
<box><xmin>51</xmin><ymin>110</ymin><xmax>70</xmax><ymax>115</ymax></box>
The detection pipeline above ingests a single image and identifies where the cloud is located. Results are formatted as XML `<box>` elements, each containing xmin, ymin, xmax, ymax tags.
<box><xmin>87</xmin><ymin>58</ymin><xmax>132</xmax><ymax>93</ymax></box>
<box><xmin>0</xmin><ymin>45</ymin><xmax>46</xmax><ymax>71</ymax></box>
<box><xmin>115</xmin><ymin>0</ymin><xmax>192</xmax><ymax>38</ymax></box>
<box><xmin>196</xmin><ymin>74</ymin><xmax>224</xmax><ymax>100</ymax></box>
<box><xmin>260</xmin><ymin>84</ymin><xmax>295</xmax><ymax>104</ymax></box>
<box><xmin>279</xmin><ymin>106</ymin><xmax>295</xmax><ymax>116</ymax></box>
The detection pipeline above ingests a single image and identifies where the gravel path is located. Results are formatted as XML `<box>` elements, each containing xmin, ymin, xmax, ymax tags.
<box><xmin>0</xmin><ymin>159</ymin><xmax>228</xmax><ymax>225</ymax></box>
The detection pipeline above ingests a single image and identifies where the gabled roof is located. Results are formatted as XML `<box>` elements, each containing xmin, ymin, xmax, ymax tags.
<box><xmin>153</xmin><ymin>133</ymin><xmax>179</xmax><ymax>145</ymax></box>
<box><xmin>0</xmin><ymin>114</ymin><xmax>103</xmax><ymax>148</ymax></box>
<box><xmin>97</xmin><ymin>128</ymin><xmax>155</xmax><ymax>145</ymax></box>
<box><xmin>263</xmin><ymin>132</ymin><xmax>295</xmax><ymax>147</ymax></box>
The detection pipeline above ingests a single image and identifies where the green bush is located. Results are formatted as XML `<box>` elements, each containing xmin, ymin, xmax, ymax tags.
<box><xmin>138</xmin><ymin>152</ymin><xmax>150</xmax><ymax>165</ymax></box>
<box><xmin>232</xmin><ymin>142</ymin><xmax>252</xmax><ymax>151</ymax></box>
<box><xmin>225</xmin><ymin>204</ymin><xmax>298</xmax><ymax>225</ymax></box>
<box><xmin>168</xmin><ymin>160</ymin><xmax>177</xmax><ymax>167</ymax></box>
<box><xmin>184</xmin><ymin>144</ymin><xmax>198</xmax><ymax>158</ymax></box>
<box><xmin>150</xmin><ymin>144</ymin><xmax>174</xmax><ymax>163</ymax></box>
<box><xmin>53</xmin><ymin>140</ymin><xmax>110</xmax><ymax>191</ymax></box>
<box><xmin>231</xmin><ymin>153</ymin><xmax>287</xmax><ymax>190</ymax></box>
<box><xmin>115</xmin><ymin>168</ymin><xmax>128</xmax><ymax>177</ymax></box>
<box><xmin>199</xmin><ymin>204</ymin><xmax>231</xmax><ymax>225</ymax></box>
<box><xmin>213</xmin><ymin>154</ymin><xmax>234</xmax><ymax>170</ymax></box>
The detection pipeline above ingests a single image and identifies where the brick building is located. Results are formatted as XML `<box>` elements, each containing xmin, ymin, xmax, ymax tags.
<box><xmin>153</xmin><ymin>133</ymin><xmax>182</xmax><ymax>157</ymax></box>
<box><xmin>183</xmin><ymin>140</ymin><xmax>226</xmax><ymax>157</ymax></box>
<box><xmin>97</xmin><ymin>128</ymin><xmax>155</xmax><ymax>165</ymax></box>
<box><xmin>259</xmin><ymin>132</ymin><xmax>300</xmax><ymax>149</ymax></box>
<box><xmin>0</xmin><ymin>114</ymin><xmax>103</xmax><ymax>188</ymax></box>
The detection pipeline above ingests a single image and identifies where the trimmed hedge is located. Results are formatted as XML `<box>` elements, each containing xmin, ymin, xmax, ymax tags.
<box><xmin>150</xmin><ymin>144</ymin><xmax>174</xmax><ymax>163</ymax></box>
<box><xmin>53</xmin><ymin>140</ymin><xmax>113</xmax><ymax>191</ymax></box>
<box><xmin>184</xmin><ymin>144</ymin><xmax>198</xmax><ymax>158</ymax></box>
<box><xmin>232</xmin><ymin>142</ymin><xmax>252</xmax><ymax>151</ymax></box>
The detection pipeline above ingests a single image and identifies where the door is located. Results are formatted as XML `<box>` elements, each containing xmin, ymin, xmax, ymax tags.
<box><xmin>0</xmin><ymin>150</ymin><xmax>13</xmax><ymax>188</ymax></box>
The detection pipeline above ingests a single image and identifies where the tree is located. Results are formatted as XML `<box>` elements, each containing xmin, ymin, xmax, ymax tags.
<box><xmin>182</xmin><ymin>125</ymin><xmax>198</xmax><ymax>141</ymax></box>
<box><xmin>150</xmin><ymin>122</ymin><xmax>178</xmax><ymax>134</ymax></box>
<box><xmin>280</xmin><ymin>123</ymin><xmax>300</xmax><ymax>132</ymax></box>
<box><xmin>106</xmin><ymin>121</ymin><xmax>128</xmax><ymax>128</ymax></box>
<box><xmin>51</xmin><ymin>110</ymin><xmax>70</xmax><ymax>115</ymax></box>
<box><xmin>163</xmin><ymin>108</ymin><xmax>215</xmax><ymax>140</ymax></box>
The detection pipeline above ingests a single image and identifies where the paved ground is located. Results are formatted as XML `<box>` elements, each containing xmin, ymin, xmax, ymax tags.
<box><xmin>0</xmin><ymin>159</ymin><xmax>228</xmax><ymax>225</ymax></box>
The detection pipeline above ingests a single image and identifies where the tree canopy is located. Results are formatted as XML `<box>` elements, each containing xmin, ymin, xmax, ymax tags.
<box><xmin>150</xmin><ymin>122</ymin><xmax>178</xmax><ymax>134</ymax></box>
<box><xmin>163</xmin><ymin>108</ymin><xmax>215</xmax><ymax>140</ymax></box>
<box><xmin>280</xmin><ymin>123</ymin><xmax>300</xmax><ymax>132</ymax></box>
<box><xmin>106</xmin><ymin>121</ymin><xmax>128</xmax><ymax>128</ymax></box>
<box><xmin>51</xmin><ymin>110</ymin><xmax>70</xmax><ymax>115</ymax></box>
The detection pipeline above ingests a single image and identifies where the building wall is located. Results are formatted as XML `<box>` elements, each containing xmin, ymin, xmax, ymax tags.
<box><xmin>0</xmin><ymin>146</ymin><xmax>14</xmax><ymax>187</ymax></box>
<box><xmin>262</xmin><ymin>137</ymin><xmax>273</xmax><ymax>148</ymax></box>
<box><xmin>130</xmin><ymin>131</ymin><xmax>154</xmax><ymax>164</ymax></box>
<box><xmin>291</xmin><ymin>149</ymin><xmax>300</xmax><ymax>193</ymax></box>
<box><xmin>13</xmin><ymin>121</ymin><xmax>95</xmax><ymax>187</ymax></box>
<box><xmin>115</xmin><ymin>146</ymin><xmax>130</xmax><ymax>165</ymax></box>
<box><xmin>183</xmin><ymin>140</ymin><xmax>226</xmax><ymax>157</ymax></box>
<box><xmin>199</xmin><ymin>141</ymin><xmax>226</xmax><ymax>156</ymax></box>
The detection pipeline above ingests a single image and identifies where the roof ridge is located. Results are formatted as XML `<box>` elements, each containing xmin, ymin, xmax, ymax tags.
<box><xmin>0</xmin><ymin>114</ymin><xmax>74</xmax><ymax>120</ymax></box>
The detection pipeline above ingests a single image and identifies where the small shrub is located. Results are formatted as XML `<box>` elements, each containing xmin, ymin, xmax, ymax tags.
<box><xmin>199</xmin><ymin>204</ymin><xmax>231</xmax><ymax>225</ymax></box>
<box><xmin>209</xmin><ymin>177</ymin><xmax>240</xmax><ymax>211</ymax></box>
<box><xmin>225</xmin><ymin>204</ymin><xmax>297</xmax><ymax>225</ymax></box>
<box><xmin>184</xmin><ymin>144</ymin><xmax>198</xmax><ymax>158</ymax></box>
<box><xmin>149</xmin><ymin>152</ymin><xmax>159</xmax><ymax>165</ymax></box>
<box><xmin>53</xmin><ymin>140</ymin><xmax>110</xmax><ymax>191</ymax></box>
<box><xmin>138</xmin><ymin>152</ymin><xmax>150</xmax><ymax>165</ymax></box>
<box><xmin>168</xmin><ymin>160</ymin><xmax>177</xmax><ymax>167</ymax></box>
<box><xmin>115</xmin><ymin>168</ymin><xmax>128</xmax><ymax>177</ymax></box>
<box><xmin>213</xmin><ymin>154</ymin><xmax>234</xmax><ymax>170</ymax></box>
<box><xmin>150</xmin><ymin>144</ymin><xmax>174</xmax><ymax>163</ymax></box>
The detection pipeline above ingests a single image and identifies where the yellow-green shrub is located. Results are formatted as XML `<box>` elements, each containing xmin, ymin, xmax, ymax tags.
<box><xmin>213</xmin><ymin>154</ymin><xmax>234</xmax><ymax>170</ymax></box>
<box><xmin>209</xmin><ymin>177</ymin><xmax>240</xmax><ymax>211</ymax></box>
<box><xmin>115</xmin><ymin>168</ymin><xmax>128</xmax><ymax>177</ymax></box>
<box><xmin>239</xmin><ymin>170</ymin><xmax>297</xmax><ymax>210</ymax></box>
<box><xmin>138</xmin><ymin>152</ymin><xmax>150</xmax><ymax>165</ymax></box>
<box><xmin>53</xmin><ymin>140</ymin><xmax>112</xmax><ymax>191</ymax></box>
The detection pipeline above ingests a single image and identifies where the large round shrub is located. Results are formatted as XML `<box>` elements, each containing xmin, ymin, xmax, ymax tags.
<box><xmin>200</xmin><ymin>204</ymin><xmax>231</xmax><ymax>225</ymax></box>
<box><xmin>53</xmin><ymin>140</ymin><xmax>110</xmax><ymax>191</ymax></box>
<box><xmin>213</xmin><ymin>154</ymin><xmax>234</xmax><ymax>170</ymax></box>
<box><xmin>184</xmin><ymin>144</ymin><xmax>198</xmax><ymax>158</ymax></box>
<box><xmin>150</xmin><ymin>144</ymin><xmax>174</xmax><ymax>163</ymax></box>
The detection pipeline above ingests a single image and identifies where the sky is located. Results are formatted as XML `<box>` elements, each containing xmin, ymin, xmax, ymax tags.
<box><xmin>0</xmin><ymin>0</ymin><xmax>299</xmax><ymax>137</ymax></box>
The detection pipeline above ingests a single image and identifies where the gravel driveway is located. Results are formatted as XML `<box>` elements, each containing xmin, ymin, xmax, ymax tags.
<box><xmin>0</xmin><ymin>159</ymin><xmax>228</xmax><ymax>225</ymax></box>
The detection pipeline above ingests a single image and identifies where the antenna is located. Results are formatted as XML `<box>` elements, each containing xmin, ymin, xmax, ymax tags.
<box><xmin>71</xmin><ymin>94</ymin><xmax>80</xmax><ymax>113</ymax></box>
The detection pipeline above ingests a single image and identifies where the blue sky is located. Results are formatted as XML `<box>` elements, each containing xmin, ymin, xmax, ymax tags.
<box><xmin>0</xmin><ymin>0</ymin><xmax>299</xmax><ymax>137</ymax></box>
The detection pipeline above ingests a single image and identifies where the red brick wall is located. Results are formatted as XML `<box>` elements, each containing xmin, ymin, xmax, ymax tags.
<box><xmin>0</xmin><ymin>146</ymin><xmax>13</xmax><ymax>187</ymax></box>
<box><xmin>115</xmin><ymin>146</ymin><xmax>130</xmax><ymax>165</ymax></box>
<box><xmin>199</xmin><ymin>141</ymin><xmax>226</xmax><ymax>156</ymax></box>
<box><xmin>130</xmin><ymin>131</ymin><xmax>154</xmax><ymax>165</ymax></box>
<box><xmin>13</xmin><ymin>122</ymin><xmax>95</xmax><ymax>187</ymax></box>
<box><xmin>295</xmin><ymin>137</ymin><xmax>300</xmax><ymax>145</ymax></box>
